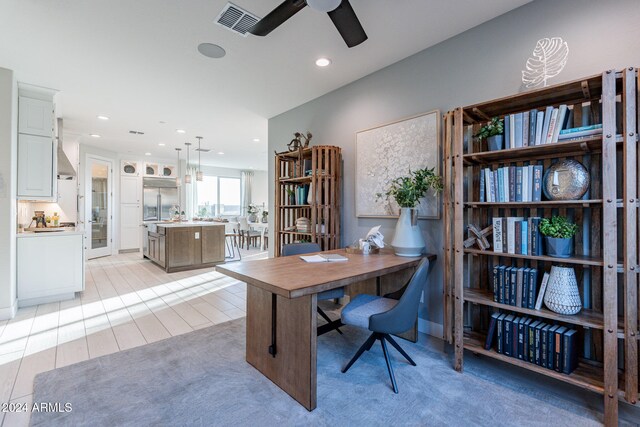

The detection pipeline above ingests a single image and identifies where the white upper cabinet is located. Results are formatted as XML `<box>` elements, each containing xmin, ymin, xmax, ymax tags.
<box><xmin>17</xmin><ymin>134</ymin><xmax>55</xmax><ymax>198</ymax></box>
<box><xmin>18</xmin><ymin>96</ymin><xmax>54</xmax><ymax>137</ymax></box>
<box><xmin>121</xmin><ymin>175</ymin><xmax>141</xmax><ymax>204</ymax></box>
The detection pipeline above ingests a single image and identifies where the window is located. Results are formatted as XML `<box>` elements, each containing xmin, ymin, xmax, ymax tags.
<box><xmin>196</xmin><ymin>176</ymin><xmax>241</xmax><ymax>217</ymax></box>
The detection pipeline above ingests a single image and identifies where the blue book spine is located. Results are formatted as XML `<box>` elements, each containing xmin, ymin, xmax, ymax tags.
<box><xmin>496</xmin><ymin>315</ymin><xmax>505</xmax><ymax>354</ymax></box>
<box><xmin>522</xmin><ymin>268</ymin><xmax>531</xmax><ymax>307</ymax></box>
<box><xmin>492</xmin><ymin>265</ymin><xmax>499</xmax><ymax>302</ymax></box>
<box><xmin>528</xmin><ymin>321</ymin><xmax>540</xmax><ymax>362</ymax></box>
<box><xmin>521</xmin><ymin>220</ymin><xmax>528</xmax><ymax>255</ymax></box>
<box><xmin>497</xmin><ymin>266</ymin><xmax>506</xmax><ymax>303</ymax></box>
<box><xmin>504</xmin><ymin>115</ymin><xmax>510</xmax><ymax>149</ymax></box>
<box><xmin>517</xmin><ymin>318</ymin><xmax>526</xmax><ymax>359</ymax></box>
<box><xmin>509</xmin><ymin>268</ymin><xmax>517</xmax><ymax>306</ymax></box>
<box><xmin>541</xmin><ymin>106</ymin><xmax>554</xmax><ymax>145</ymax></box>
<box><xmin>515</xmin><ymin>167</ymin><xmax>523</xmax><ymax>202</ymax></box>
<box><xmin>493</xmin><ymin>170</ymin><xmax>499</xmax><ymax>203</ymax></box>
<box><xmin>529</xmin><ymin>110</ymin><xmax>537</xmax><ymax>144</ymax></box>
<box><xmin>559</xmin><ymin>123</ymin><xmax>602</xmax><ymax>135</ymax></box>
<box><xmin>503</xmin><ymin>315</ymin><xmax>514</xmax><ymax>357</ymax></box>
<box><xmin>532</xmin><ymin>165</ymin><xmax>543</xmax><ymax>201</ymax></box>
<box><xmin>479</xmin><ymin>169</ymin><xmax>485</xmax><ymax>202</ymax></box>
<box><xmin>562</xmin><ymin>329</ymin><xmax>579</xmax><ymax>374</ymax></box>
<box><xmin>514</xmin><ymin>113</ymin><xmax>523</xmax><ymax>148</ymax></box>
<box><xmin>528</xmin><ymin>269</ymin><xmax>538</xmax><ymax>309</ymax></box>
<box><xmin>508</xmin><ymin>166</ymin><xmax>516</xmax><ymax>202</ymax></box>
<box><xmin>503</xmin><ymin>267</ymin><xmax>511</xmax><ymax>304</ymax></box>
<box><xmin>497</xmin><ymin>168</ymin><xmax>504</xmax><ymax>202</ymax></box>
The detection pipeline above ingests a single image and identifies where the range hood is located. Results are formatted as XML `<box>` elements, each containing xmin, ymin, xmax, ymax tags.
<box><xmin>56</xmin><ymin>118</ymin><xmax>76</xmax><ymax>180</ymax></box>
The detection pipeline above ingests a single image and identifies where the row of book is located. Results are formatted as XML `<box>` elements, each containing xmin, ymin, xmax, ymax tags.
<box><xmin>479</xmin><ymin>165</ymin><xmax>543</xmax><ymax>203</ymax></box>
<box><xmin>502</xmin><ymin>104</ymin><xmax>602</xmax><ymax>149</ymax></box>
<box><xmin>485</xmin><ymin>313</ymin><xmax>579</xmax><ymax>374</ymax></box>
<box><xmin>492</xmin><ymin>217</ymin><xmax>543</xmax><ymax>256</ymax></box>
<box><xmin>492</xmin><ymin>265</ymin><xmax>550</xmax><ymax>309</ymax></box>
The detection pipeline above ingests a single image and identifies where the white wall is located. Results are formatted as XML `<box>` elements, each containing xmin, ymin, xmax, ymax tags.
<box><xmin>268</xmin><ymin>0</ymin><xmax>640</xmax><ymax>335</ymax></box>
<box><xmin>0</xmin><ymin>67</ymin><xmax>18</xmax><ymax>319</ymax></box>
<box><xmin>252</xmin><ymin>170</ymin><xmax>268</xmax><ymax>210</ymax></box>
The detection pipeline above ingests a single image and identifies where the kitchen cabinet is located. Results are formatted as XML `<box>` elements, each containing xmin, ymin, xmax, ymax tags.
<box><xmin>17</xmin><ymin>133</ymin><xmax>56</xmax><ymax>199</ymax></box>
<box><xmin>201</xmin><ymin>226</ymin><xmax>225</xmax><ymax>264</ymax></box>
<box><xmin>166</xmin><ymin>226</ymin><xmax>201</xmax><ymax>269</ymax></box>
<box><xmin>121</xmin><ymin>176</ymin><xmax>141</xmax><ymax>204</ymax></box>
<box><xmin>18</xmin><ymin>96</ymin><xmax>53</xmax><ymax>137</ymax></box>
<box><xmin>17</xmin><ymin>232</ymin><xmax>84</xmax><ymax>307</ymax></box>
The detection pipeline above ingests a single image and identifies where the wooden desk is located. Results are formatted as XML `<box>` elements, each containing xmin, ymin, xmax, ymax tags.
<box><xmin>216</xmin><ymin>249</ymin><xmax>436</xmax><ymax>411</ymax></box>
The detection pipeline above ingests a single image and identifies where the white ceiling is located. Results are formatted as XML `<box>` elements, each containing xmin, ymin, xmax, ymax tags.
<box><xmin>0</xmin><ymin>0</ymin><xmax>531</xmax><ymax>170</ymax></box>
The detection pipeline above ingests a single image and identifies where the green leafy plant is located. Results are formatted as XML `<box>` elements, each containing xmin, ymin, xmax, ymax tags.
<box><xmin>474</xmin><ymin>117</ymin><xmax>504</xmax><ymax>141</ymax></box>
<box><xmin>539</xmin><ymin>216</ymin><xmax>578</xmax><ymax>239</ymax></box>
<box><xmin>285</xmin><ymin>188</ymin><xmax>295</xmax><ymax>197</ymax></box>
<box><xmin>247</xmin><ymin>204</ymin><xmax>259</xmax><ymax>214</ymax></box>
<box><xmin>377</xmin><ymin>167</ymin><xmax>443</xmax><ymax>208</ymax></box>
<box><xmin>262</xmin><ymin>210</ymin><xmax>268</xmax><ymax>218</ymax></box>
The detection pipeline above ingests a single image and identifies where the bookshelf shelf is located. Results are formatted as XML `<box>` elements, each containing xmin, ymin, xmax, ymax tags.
<box><xmin>274</xmin><ymin>146</ymin><xmax>341</xmax><ymax>256</ymax></box>
<box><xmin>464</xmin><ymin>200</ymin><xmax>603</xmax><ymax>208</ymax></box>
<box><xmin>464</xmin><ymin>248</ymin><xmax>605</xmax><ymax>267</ymax></box>
<box><xmin>444</xmin><ymin>69</ymin><xmax>639</xmax><ymax>425</ymax></box>
<box><xmin>464</xmin><ymin>333</ymin><xmax>605</xmax><ymax>395</ymax></box>
<box><xmin>464</xmin><ymin>288</ymin><xmax>609</xmax><ymax>330</ymax></box>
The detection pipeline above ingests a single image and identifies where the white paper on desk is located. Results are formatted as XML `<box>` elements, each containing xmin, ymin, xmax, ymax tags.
<box><xmin>300</xmin><ymin>255</ymin><xmax>327</xmax><ymax>263</ymax></box>
<box><xmin>366</xmin><ymin>225</ymin><xmax>385</xmax><ymax>248</ymax></box>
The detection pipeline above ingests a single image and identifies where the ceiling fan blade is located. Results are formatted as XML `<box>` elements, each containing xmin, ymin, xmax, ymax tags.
<box><xmin>327</xmin><ymin>0</ymin><xmax>367</xmax><ymax>48</ymax></box>
<box><xmin>249</xmin><ymin>0</ymin><xmax>307</xmax><ymax>36</ymax></box>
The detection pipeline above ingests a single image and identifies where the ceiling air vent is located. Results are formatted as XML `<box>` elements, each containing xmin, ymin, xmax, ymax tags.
<box><xmin>129</xmin><ymin>130</ymin><xmax>145</xmax><ymax>135</ymax></box>
<box><xmin>215</xmin><ymin>2</ymin><xmax>260</xmax><ymax>37</ymax></box>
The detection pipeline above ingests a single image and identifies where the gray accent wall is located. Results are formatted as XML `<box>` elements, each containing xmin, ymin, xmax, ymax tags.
<box><xmin>268</xmin><ymin>0</ymin><xmax>640</xmax><ymax>334</ymax></box>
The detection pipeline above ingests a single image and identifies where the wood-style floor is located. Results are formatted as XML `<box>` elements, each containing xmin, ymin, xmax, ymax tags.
<box><xmin>0</xmin><ymin>248</ymin><xmax>265</xmax><ymax>427</ymax></box>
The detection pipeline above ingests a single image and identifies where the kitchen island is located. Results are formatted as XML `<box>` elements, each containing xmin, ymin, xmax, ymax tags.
<box><xmin>143</xmin><ymin>222</ymin><xmax>226</xmax><ymax>272</ymax></box>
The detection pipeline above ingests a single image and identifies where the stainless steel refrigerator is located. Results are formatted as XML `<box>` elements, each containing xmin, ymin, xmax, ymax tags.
<box><xmin>143</xmin><ymin>177</ymin><xmax>179</xmax><ymax>221</ymax></box>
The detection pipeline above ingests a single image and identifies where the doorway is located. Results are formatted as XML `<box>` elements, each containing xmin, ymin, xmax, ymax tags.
<box><xmin>85</xmin><ymin>156</ymin><xmax>112</xmax><ymax>259</ymax></box>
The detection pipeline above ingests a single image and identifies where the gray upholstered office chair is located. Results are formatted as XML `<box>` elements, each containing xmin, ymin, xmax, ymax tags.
<box><xmin>281</xmin><ymin>243</ymin><xmax>344</xmax><ymax>335</ymax></box>
<box><xmin>341</xmin><ymin>257</ymin><xmax>430</xmax><ymax>393</ymax></box>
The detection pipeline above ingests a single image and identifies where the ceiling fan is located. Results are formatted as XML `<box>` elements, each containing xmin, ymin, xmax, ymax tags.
<box><xmin>249</xmin><ymin>0</ymin><xmax>367</xmax><ymax>48</ymax></box>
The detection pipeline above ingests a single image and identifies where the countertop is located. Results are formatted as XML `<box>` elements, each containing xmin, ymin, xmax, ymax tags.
<box><xmin>155</xmin><ymin>221</ymin><xmax>226</xmax><ymax>228</ymax></box>
<box><xmin>17</xmin><ymin>227</ymin><xmax>85</xmax><ymax>238</ymax></box>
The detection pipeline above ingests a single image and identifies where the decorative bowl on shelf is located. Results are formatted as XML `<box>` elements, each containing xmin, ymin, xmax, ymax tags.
<box><xmin>542</xmin><ymin>159</ymin><xmax>589</xmax><ymax>200</ymax></box>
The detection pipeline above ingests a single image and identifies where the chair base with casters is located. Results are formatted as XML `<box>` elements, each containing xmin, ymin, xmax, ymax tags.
<box><xmin>340</xmin><ymin>258</ymin><xmax>430</xmax><ymax>393</ymax></box>
<box><xmin>281</xmin><ymin>242</ymin><xmax>345</xmax><ymax>336</ymax></box>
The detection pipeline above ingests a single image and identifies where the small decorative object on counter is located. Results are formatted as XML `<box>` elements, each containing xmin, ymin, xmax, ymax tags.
<box><xmin>287</xmin><ymin>131</ymin><xmax>312</xmax><ymax>152</ymax></box>
<box><xmin>542</xmin><ymin>159</ymin><xmax>589</xmax><ymax>200</ymax></box>
<box><xmin>544</xmin><ymin>265</ymin><xmax>582</xmax><ymax>315</ymax></box>
<box><xmin>295</xmin><ymin>217</ymin><xmax>311</xmax><ymax>233</ymax></box>
<box><xmin>247</xmin><ymin>204</ymin><xmax>259</xmax><ymax>222</ymax></box>
<box><xmin>34</xmin><ymin>211</ymin><xmax>46</xmax><ymax>228</ymax></box>
<box><xmin>539</xmin><ymin>216</ymin><xmax>578</xmax><ymax>258</ymax></box>
<box><xmin>52</xmin><ymin>212</ymin><xmax>60</xmax><ymax>227</ymax></box>
<box><xmin>261</xmin><ymin>210</ymin><xmax>268</xmax><ymax>223</ymax></box>
<box><xmin>474</xmin><ymin>117</ymin><xmax>504</xmax><ymax>151</ymax></box>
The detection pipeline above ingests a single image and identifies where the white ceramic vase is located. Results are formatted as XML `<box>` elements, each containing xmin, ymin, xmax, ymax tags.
<box><xmin>543</xmin><ymin>265</ymin><xmax>582</xmax><ymax>315</ymax></box>
<box><xmin>391</xmin><ymin>207</ymin><xmax>425</xmax><ymax>257</ymax></box>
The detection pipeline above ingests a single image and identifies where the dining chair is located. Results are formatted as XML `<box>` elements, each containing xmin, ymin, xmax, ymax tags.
<box><xmin>239</xmin><ymin>216</ymin><xmax>261</xmax><ymax>250</ymax></box>
<box><xmin>224</xmin><ymin>223</ymin><xmax>241</xmax><ymax>261</ymax></box>
<box><xmin>281</xmin><ymin>243</ymin><xmax>343</xmax><ymax>336</ymax></box>
<box><xmin>340</xmin><ymin>257</ymin><xmax>430</xmax><ymax>393</ymax></box>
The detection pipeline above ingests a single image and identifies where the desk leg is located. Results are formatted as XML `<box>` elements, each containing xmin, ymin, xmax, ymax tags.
<box><xmin>246</xmin><ymin>286</ymin><xmax>318</xmax><ymax>410</ymax></box>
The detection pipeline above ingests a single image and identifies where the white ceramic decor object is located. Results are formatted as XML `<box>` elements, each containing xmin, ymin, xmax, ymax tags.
<box><xmin>390</xmin><ymin>208</ymin><xmax>425</xmax><ymax>257</ymax></box>
<box><xmin>543</xmin><ymin>265</ymin><xmax>582</xmax><ymax>315</ymax></box>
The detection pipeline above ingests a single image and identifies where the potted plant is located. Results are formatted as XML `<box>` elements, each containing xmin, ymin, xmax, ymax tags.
<box><xmin>539</xmin><ymin>216</ymin><xmax>578</xmax><ymax>258</ymax></box>
<box><xmin>475</xmin><ymin>117</ymin><xmax>504</xmax><ymax>151</ymax></box>
<box><xmin>261</xmin><ymin>210</ymin><xmax>268</xmax><ymax>223</ymax></box>
<box><xmin>247</xmin><ymin>204</ymin><xmax>259</xmax><ymax>222</ymax></box>
<box><xmin>285</xmin><ymin>188</ymin><xmax>296</xmax><ymax>205</ymax></box>
<box><xmin>378</xmin><ymin>167</ymin><xmax>443</xmax><ymax>256</ymax></box>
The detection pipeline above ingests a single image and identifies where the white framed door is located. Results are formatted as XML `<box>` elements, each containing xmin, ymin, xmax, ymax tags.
<box><xmin>85</xmin><ymin>157</ymin><xmax>113</xmax><ymax>259</ymax></box>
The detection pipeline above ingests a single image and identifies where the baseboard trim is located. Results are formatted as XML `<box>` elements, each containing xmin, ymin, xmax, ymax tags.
<box><xmin>0</xmin><ymin>299</ymin><xmax>18</xmax><ymax>320</ymax></box>
<box><xmin>418</xmin><ymin>318</ymin><xmax>443</xmax><ymax>339</ymax></box>
<box><xmin>118</xmin><ymin>248</ymin><xmax>140</xmax><ymax>254</ymax></box>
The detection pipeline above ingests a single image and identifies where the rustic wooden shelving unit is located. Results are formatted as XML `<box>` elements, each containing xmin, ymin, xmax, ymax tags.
<box><xmin>444</xmin><ymin>68</ymin><xmax>639</xmax><ymax>425</ymax></box>
<box><xmin>274</xmin><ymin>145</ymin><xmax>342</xmax><ymax>257</ymax></box>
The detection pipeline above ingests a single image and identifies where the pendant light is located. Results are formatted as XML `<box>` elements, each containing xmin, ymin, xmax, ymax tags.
<box><xmin>184</xmin><ymin>142</ymin><xmax>192</xmax><ymax>184</ymax></box>
<box><xmin>196</xmin><ymin>136</ymin><xmax>203</xmax><ymax>182</ymax></box>
<box><xmin>175</xmin><ymin>148</ymin><xmax>182</xmax><ymax>187</ymax></box>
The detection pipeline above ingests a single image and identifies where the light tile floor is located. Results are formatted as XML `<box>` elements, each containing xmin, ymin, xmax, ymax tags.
<box><xmin>0</xmin><ymin>248</ymin><xmax>266</xmax><ymax>427</ymax></box>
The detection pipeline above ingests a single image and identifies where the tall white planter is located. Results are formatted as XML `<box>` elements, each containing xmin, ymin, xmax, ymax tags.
<box><xmin>391</xmin><ymin>207</ymin><xmax>425</xmax><ymax>257</ymax></box>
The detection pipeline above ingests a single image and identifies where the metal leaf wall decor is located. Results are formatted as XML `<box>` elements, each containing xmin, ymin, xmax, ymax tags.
<box><xmin>521</xmin><ymin>37</ymin><xmax>569</xmax><ymax>88</ymax></box>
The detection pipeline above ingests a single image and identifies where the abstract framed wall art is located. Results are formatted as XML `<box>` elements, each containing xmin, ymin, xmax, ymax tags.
<box><xmin>355</xmin><ymin>110</ymin><xmax>441</xmax><ymax>218</ymax></box>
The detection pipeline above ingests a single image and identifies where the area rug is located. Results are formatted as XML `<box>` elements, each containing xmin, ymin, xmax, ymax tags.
<box><xmin>32</xmin><ymin>318</ymin><xmax>604</xmax><ymax>426</ymax></box>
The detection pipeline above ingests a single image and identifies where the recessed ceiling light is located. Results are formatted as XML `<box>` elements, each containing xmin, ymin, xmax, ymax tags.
<box><xmin>218</xmin><ymin>151</ymin><xmax>224</xmax><ymax>155</ymax></box>
<box><xmin>252</xmin><ymin>138</ymin><xmax>260</xmax><ymax>142</ymax></box>
<box><xmin>315</xmin><ymin>57</ymin><xmax>331</xmax><ymax>67</ymax></box>
<box><xmin>90</xmin><ymin>134</ymin><xmax>101</xmax><ymax>138</ymax></box>
<box><xmin>176</xmin><ymin>129</ymin><xmax>186</xmax><ymax>134</ymax></box>
<box><xmin>145</xmin><ymin>152</ymin><xmax>151</xmax><ymax>156</ymax></box>
<box><xmin>97</xmin><ymin>115</ymin><xmax>109</xmax><ymax>121</ymax></box>
<box><xmin>158</xmin><ymin>143</ymin><xmax>166</xmax><ymax>146</ymax></box>
<box><xmin>198</xmin><ymin>43</ymin><xmax>226</xmax><ymax>59</ymax></box>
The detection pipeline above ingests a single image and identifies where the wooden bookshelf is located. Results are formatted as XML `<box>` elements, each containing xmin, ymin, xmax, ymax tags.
<box><xmin>444</xmin><ymin>68</ymin><xmax>639</xmax><ymax>425</ymax></box>
<box><xmin>274</xmin><ymin>145</ymin><xmax>341</xmax><ymax>256</ymax></box>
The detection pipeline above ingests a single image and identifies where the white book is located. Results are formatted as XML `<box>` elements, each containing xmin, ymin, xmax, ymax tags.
<box><xmin>492</xmin><ymin>217</ymin><xmax>503</xmax><ymax>253</ymax></box>
<box><xmin>509</xmin><ymin>114</ymin><xmax>516</xmax><ymax>149</ymax></box>
<box><xmin>535</xmin><ymin>272</ymin><xmax>551</xmax><ymax>310</ymax></box>
<box><xmin>507</xmin><ymin>217</ymin><xmax>524</xmax><ymax>254</ymax></box>
<box><xmin>527</xmin><ymin>165</ymin><xmax>534</xmax><ymax>202</ymax></box>
<box><xmin>485</xmin><ymin>168</ymin><xmax>494</xmax><ymax>202</ymax></box>
<box><xmin>551</xmin><ymin>105</ymin><xmax>568</xmax><ymax>143</ymax></box>
<box><xmin>503</xmin><ymin>167</ymin><xmax>509</xmax><ymax>202</ymax></box>
<box><xmin>522</xmin><ymin>167</ymin><xmax>529</xmax><ymax>202</ymax></box>
<box><xmin>535</xmin><ymin>111</ymin><xmax>545</xmax><ymax>145</ymax></box>
<box><xmin>544</xmin><ymin>108</ymin><xmax>559</xmax><ymax>144</ymax></box>
<box><xmin>300</xmin><ymin>254</ymin><xmax>348</xmax><ymax>263</ymax></box>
